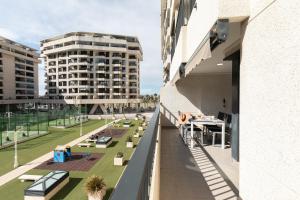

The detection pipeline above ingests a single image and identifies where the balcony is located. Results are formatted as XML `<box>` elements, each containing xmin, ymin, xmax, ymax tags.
<box><xmin>69</xmin><ymin>54</ymin><xmax>88</xmax><ymax>58</ymax></box>
<box><xmin>113</xmin><ymin>77</ymin><xmax>122</xmax><ymax>81</ymax></box>
<box><xmin>113</xmin><ymin>70</ymin><xmax>122</xmax><ymax>74</ymax></box>
<box><xmin>97</xmin><ymin>62</ymin><xmax>106</xmax><ymax>66</ymax></box>
<box><xmin>113</xmin><ymin>63</ymin><xmax>121</xmax><ymax>67</ymax></box>
<box><xmin>110</xmin><ymin>101</ymin><xmax>239</xmax><ymax>200</ymax></box>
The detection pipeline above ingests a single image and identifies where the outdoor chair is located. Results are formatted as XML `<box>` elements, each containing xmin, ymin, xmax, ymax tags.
<box><xmin>207</xmin><ymin>114</ymin><xmax>232</xmax><ymax>146</ymax></box>
<box><xmin>181</xmin><ymin>123</ymin><xmax>203</xmax><ymax>145</ymax></box>
<box><xmin>204</xmin><ymin>112</ymin><xmax>225</xmax><ymax>131</ymax></box>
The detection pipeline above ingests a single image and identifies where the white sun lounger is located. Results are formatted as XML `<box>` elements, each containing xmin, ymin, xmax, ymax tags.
<box><xmin>77</xmin><ymin>143</ymin><xmax>92</xmax><ymax>148</ymax></box>
<box><xmin>19</xmin><ymin>175</ymin><xmax>42</xmax><ymax>182</ymax></box>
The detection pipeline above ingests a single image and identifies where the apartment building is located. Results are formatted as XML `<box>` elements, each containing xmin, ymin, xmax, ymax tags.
<box><xmin>41</xmin><ymin>32</ymin><xmax>142</xmax><ymax>102</ymax></box>
<box><xmin>0</xmin><ymin>36</ymin><xmax>39</xmax><ymax>100</ymax></box>
<box><xmin>154</xmin><ymin>0</ymin><xmax>299</xmax><ymax>200</ymax></box>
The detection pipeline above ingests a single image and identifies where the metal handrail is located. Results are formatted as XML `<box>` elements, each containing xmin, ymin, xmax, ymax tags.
<box><xmin>110</xmin><ymin>106</ymin><xmax>160</xmax><ymax>200</ymax></box>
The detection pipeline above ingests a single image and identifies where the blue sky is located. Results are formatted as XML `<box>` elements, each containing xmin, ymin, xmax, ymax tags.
<box><xmin>0</xmin><ymin>0</ymin><xmax>162</xmax><ymax>95</ymax></box>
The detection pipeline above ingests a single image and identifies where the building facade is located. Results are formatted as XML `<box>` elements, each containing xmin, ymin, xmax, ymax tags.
<box><xmin>157</xmin><ymin>0</ymin><xmax>300</xmax><ymax>200</ymax></box>
<box><xmin>0</xmin><ymin>36</ymin><xmax>39</xmax><ymax>100</ymax></box>
<box><xmin>41</xmin><ymin>32</ymin><xmax>142</xmax><ymax>102</ymax></box>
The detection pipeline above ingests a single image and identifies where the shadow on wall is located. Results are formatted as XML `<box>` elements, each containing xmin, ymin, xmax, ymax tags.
<box><xmin>176</xmin><ymin>74</ymin><xmax>232</xmax><ymax>116</ymax></box>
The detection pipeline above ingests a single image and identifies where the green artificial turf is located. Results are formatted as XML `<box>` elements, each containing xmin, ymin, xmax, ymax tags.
<box><xmin>0</xmin><ymin>119</ymin><xmax>110</xmax><ymax>176</ymax></box>
<box><xmin>0</xmin><ymin>119</ymin><xmax>144</xmax><ymax>200</ymax></box>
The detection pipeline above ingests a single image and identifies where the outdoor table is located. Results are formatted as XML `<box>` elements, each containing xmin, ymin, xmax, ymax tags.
<box><xmin>190</xmin><ymin>118</ymin><xmax>226</xmax><ymax>149</ymax></box>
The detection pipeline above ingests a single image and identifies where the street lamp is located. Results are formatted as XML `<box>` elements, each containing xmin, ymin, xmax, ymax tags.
<box><xmin>74</xmin><ymin>97</ymin><xmax>83</xmax><ymax>137</ymax></box>
<box><xmin>79</xmin><ymin>99</ymin><xmax>83</xmax><ymax>137</ymax></box>
<box><xmin>14</xmin><ymin>126</ymin><xmax>22</xmax><ymax>168</ymax></box>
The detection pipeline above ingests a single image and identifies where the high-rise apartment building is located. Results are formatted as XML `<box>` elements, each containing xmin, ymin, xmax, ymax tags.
<box><xmin>0</xmin><ymin>36</ymin><xmax>39</xmax><ymax>100</ymax></box>
<box><xmin>41</xmin><ymin>32</ymin><xmax>142</xmax><ymax>102</ymax></box>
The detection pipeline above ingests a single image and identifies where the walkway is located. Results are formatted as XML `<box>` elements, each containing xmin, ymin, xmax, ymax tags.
<box><xmin>0</xmin><ymin>120</ymin><xmax>118</xmax><ymax>187</ymax></box>
<box><xmin>160</xmin><ymin>127</ymin><xmax>238</xmax><ymax>200</ymax></box>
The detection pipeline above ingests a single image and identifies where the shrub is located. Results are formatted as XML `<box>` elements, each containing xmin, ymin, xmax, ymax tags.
<box><xmin>85</xmin><ymin>175</ymin><xmax>106</xmax><ymax>195</ymax></box>
<box><xmin>116</xmin><ymin>152</ymin><xmax>123</xmax><ymax>158</ymax></box>
<box><xmin>126</xmin><ymin>136</ymin><xmax>132</xmax><ymax>142</ymax></box>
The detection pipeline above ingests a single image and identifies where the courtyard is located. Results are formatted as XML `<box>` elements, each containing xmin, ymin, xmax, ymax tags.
<box><xmin>0</xmin><ymin>118</ymin><xmax>145</xmax><ymax>200</ymax></box>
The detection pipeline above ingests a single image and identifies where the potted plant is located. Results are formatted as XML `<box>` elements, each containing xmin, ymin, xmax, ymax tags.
<box><xmin>133</xmin><ymin>129</ymin><xmax>140</xmax><ymax>138</ymax></box>
<box><xmin>114</xmin><ymin>152</ymin><xmax>124</xmax><ymax>166</ymax></box>
<box><xmin>138</xmin><ymin>123</ymin><xmax>144</xmax><ymax>131</ymax></box>
<box><xmin>85</xmin><ymin>175</ymin><xmax>106</xmax><ymax>200</ymax></box>
<box><xmin>126</xmin><ymin>136</ymin><xmax>133</xmax><ymax>148</ymax></box>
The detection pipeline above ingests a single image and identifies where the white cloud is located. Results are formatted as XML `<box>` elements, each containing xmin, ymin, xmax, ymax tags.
<box><xmin>0</xmin><ymin>28</ymin><xmax>20</xmax><ymax>41</ymax></box>
<box><xmin>0</xmin><ymin>0</ymin><xmax>162</xmax><ymax>95</ymax></box>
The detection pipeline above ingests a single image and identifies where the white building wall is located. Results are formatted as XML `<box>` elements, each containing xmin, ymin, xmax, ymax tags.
<box><xmin>160</xmin><ymin>74</ymin><xmax>232</xmax><ymax>126</ymax></box>
<box><xmin>239</xmin><ymin>0</ymin><xmax>300</xmax><ymax>199</ymax></box>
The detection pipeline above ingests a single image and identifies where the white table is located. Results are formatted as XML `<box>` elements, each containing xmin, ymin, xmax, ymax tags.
<box><xmin>190</xmin><ymin>119</ymin><xmax>226</xmax><ymax>149</ymax></box>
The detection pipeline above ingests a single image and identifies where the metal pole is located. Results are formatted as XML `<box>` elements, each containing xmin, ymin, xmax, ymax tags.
<box><xmin>13</xmin><ymin>128</ymin><xmax>19</xmax><ymax>168</ymax></box>
<box><xmin>80</xmin><ymin>100</ymin><xmax>83</xmax><ymax>137</ymax></box>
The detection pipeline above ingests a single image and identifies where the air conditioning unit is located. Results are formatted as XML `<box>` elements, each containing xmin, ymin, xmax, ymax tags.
<box><xmin>210</xmin><ymin>19</ymin><xmax>229</xmax><ymax>50</ymax></box>
<box><xmin>179</xmin><ymin>63</ymin><xmax>186</xmax><ymax>78</ymax></box>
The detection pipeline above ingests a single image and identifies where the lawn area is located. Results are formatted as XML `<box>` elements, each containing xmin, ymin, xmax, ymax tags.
<box><xmin>0</xmin><ymin>119</ymin><xmax>145</xmax><ymax>200</ymax></box>
<box><xmin>0</xmin><ymin>119</ymin><xmax>110</xmax><ymax>176</ymax></box>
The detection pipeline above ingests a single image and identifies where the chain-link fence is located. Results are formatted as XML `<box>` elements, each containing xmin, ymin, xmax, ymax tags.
<box><xmin>0</xmin><ymin>104</ymin><xmax>88</xmax><ymax>147</ymax></box>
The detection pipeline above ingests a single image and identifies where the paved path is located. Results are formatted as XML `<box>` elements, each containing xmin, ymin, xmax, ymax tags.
<box><xmin>0</xmin><ymin>120</ymin><xmax>118</xmax><ymax>187</ymax></box>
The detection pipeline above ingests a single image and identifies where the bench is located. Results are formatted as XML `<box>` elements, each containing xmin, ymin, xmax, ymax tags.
<box><xmin>77</xmin><ymin>143</ymin><xmax>92</xmax><ymax>148</ymax></box>
<box><xmin>19</xmin><ymin>175</ymin><xmax>42</xmax><ymax>182</ymax></box>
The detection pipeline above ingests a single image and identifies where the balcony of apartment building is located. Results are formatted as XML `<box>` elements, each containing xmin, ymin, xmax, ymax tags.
<box><xmin>95</xmin><ymin>74</ymin><xmax>108</xmax><ymax>81</ymax></box>
<box><xmin>96</xmin><ymin>66</ymin><xmax>108</xmax><ymax>73</ymax></box>
<box><xmin>95</xmin><ymin>52</ymin><xmax>109</xmax><ymax>59</ymax></box>
<box><xmin>68</xmin><ymin>65</ymin><xmax>78</xmax><ymax>71</ymax></box>
<box><xmin>113</xmin><ymin>66</ymin><xmax>122</xmax><ymax>74</ymax></box>
<box><xmin>129</xmin><ymin>61</ymin><xmax>137</xmax><ymax>67</ymax></box>
<box><xmin>77</xmin><ymin>65</ymin><xmax>93</xmax><ymax>72</ymax></box>
<box><xmin>97</xmin><ymin>88</ymin><xmax>109</xmax><ymax>96</ymax></box>
<box><xmin>129</xmin><ymin>82</ymin><xmax>137</xmax><ymax>87</ymax></box>
<box><xmin>113</xmin><ymin>74</ymin><xmax>123</xmax><ymax>81</ymax></box>
<box><xmin>15</xmin><ymin>63</ymin><xmax>26</xmax><ymax>71</ymax></box>
<box><xmin>15</xmin><ymin>70</ymin><xmax>26</xmax><ymax>77</ymax></box>
<box><xmin>48</xmin><ymin>69</ymin><xmax>56</xmax><ymax>75</ymax></box>
<box><xmin>112</xmin><ymin>88</ymin><xmax>125</xmax><ymax>96</ymax></box>
<box><xmin>129</xmin><ymin>69</ymin><xmax>137</xmax><ymax>74</ymax></box>
<box><xmin>58</xmin><ymin>67</ymin><xmax>67</xmax><ymax>73</ymax></box>
<box><xmin>112</xmin><ymin>53</ymin><xmax>123</xmax><ymax>59</ymax></box>
<box><xmin>112</xmin><ymin>59</ymin><xmax>124</xmax><ymax>65</ymax></box>
<box><xmin>58</xmin><ymin>74</ymin><xmax>67</xmax><ymax>79</ymax></box>
<box><xmin>77</xmin><ymin>73</ymin><xmax>90</xmax><ymax>80</ymax></box>
<box><xmin>112</xmin><ymin>81</ymin><xmax>125</xmax><ymax>89</ymax></box>
<box><xmin>129</xmin><ymin>75</ymin><xmax>137</xmax><ymax>81</ymax></box>
<box><xmin>128</xmin><ymin>54</ymin><xmax>137</xmax><ymax>60</ymax></box>
<box><xmin>96</xmin><ymin>58</ymin><xmax>107</xmax><ymax>66</ymax></box>
<box><xmin>96</xmin><ymin>81</ymin><xmax>109</xmax><ymax>88</ymax></box>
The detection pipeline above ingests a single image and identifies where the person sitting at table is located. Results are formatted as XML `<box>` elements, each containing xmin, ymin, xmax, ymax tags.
<box><xmin>178</xmin><ymin>111</ymin><xmax>202</xmax><ymax>145</ymax></box>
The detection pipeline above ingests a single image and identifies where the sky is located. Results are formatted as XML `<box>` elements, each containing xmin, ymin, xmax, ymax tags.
<box><xmin>0</xmin><ymin>0</ymin><xmax>162</xmax><ymax>95</ymax></box>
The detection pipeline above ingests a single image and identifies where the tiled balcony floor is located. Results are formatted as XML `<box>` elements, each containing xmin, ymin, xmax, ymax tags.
<box><xmin>160</xmin><ymin>127</ymin><xmax>239</xmax><ymax>200</ymax></box>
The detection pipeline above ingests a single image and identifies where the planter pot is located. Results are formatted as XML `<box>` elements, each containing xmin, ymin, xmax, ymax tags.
<box><xmin>138</xmin><ymin>126</ymin><xmax>144</xmax><ymax>131</ymax></box>
<box><xmin>88</xmin><ymin>190</ymin><xmax>106</xmax><ymax>200</ymax></box>
<box><xmin>114</xmin><ymin>157</ymin><xmax>123</xmax><ymax>166</ymax></box>
<box><xmin>126</xmin><ymin>142</ymin><xmax>133</xmax><ymax>148</ymax></box>
<box><xmin>133</xmin><ymin>133</ymin><xmax>140</xmax><ymax>138</ymax></box>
